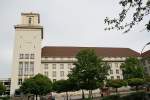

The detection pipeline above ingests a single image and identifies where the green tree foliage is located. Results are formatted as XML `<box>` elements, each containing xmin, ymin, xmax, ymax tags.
<box><xmin>20</xmin><ymin>74</ymin><xmax>52</xmax><ymax>100</ymax></box>
<box><xmin>144</xmin><ymin>76</ymin><xmax>150</xmax><ymax>91</ymax></box>
<box><xmin>52</xmin><ymin>79</ymin><xmax>76</xmax><ymax>100</ymax></box>
<box><xmin>0</xmin><ymin>82</ymin><xmax>6</xmax><ymax>95</ymax></box>
<box><xmin>106</xmin><ymin>80</ymin><xmax>127</xmax><ymax>93</ymax></box>
<box><xmin>121</xmin><ymin>57</ymin><xmax>144</xmax><ymax>79</ymax></box>
<box><xmin>104</xmin><ymin>0</ymin><xmax>150</xmax><ymax>33</ymax></box>
<box><xmin>127</xmin><ymin>78</ymin><xmax>145</xmax><ymax>91</ymax></box>
<box><xmin>68</xmin><ymin>49</ymin><xmax>110</xmax><ymax>99</ymax></box>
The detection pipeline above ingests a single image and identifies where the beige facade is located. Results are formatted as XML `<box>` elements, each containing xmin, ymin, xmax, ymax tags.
<box><xmin>41</xmin><ymin>57</ymin><xmax>124</xmax><ymax>82</ymax></box>
<box><xmin>10</xmin><ymin>13</ymin><xmax>43</xmax><ymax>95</ymax></box>
<box><xmin>11</xmin><ymin>13</ymin><xmax>140</xmax><ymax>96</ymax></box>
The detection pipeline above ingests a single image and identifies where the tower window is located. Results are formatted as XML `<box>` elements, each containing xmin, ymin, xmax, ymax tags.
<box><xmin>30</xmin><ymin>54</ymin><xmax>34</xmax><ymax>59</ymax></box>
<box><xmin>18</xmin><ymin>62</ymin><xmax>23</xmax><ymax>76</ymax></box>
<box><xmin>18</xmin><ymin>79</ymin><xmax>22</xmax><ymax>85</ymax></box>
<box><xmin>25</xmin><ymin>54</ymin><xmax>29</xmax><ymax>59</ymax></box>
<box><xmin>28</xmin><ymin>17</ymin><xmax>32</xmax><ymax>24</ymax></box>
<box><xmin>19</xmin><ymin>54</ymin><xmax>24</xmax><ymax>59</ymax></box>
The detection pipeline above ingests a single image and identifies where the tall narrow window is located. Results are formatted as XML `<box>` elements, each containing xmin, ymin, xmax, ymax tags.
<box><xmin>52</xmin><ymin>64</ymin><xmax>56</xmax><ymax>69</ymax></box>
<box><xmin>115</xmin><ymin>63</ymin><xmax>119</xmax><ymax>67</ymax></box>
<box><xmin>25</xmin><ymin>54</ymin><xmax>29</xmax><ymax>59</ymax></box>
<box><xmin>18</xmin><ymin>78</ymin><xmax>22</xmax><ymax>85</ymax></box>
<box><xmin>44</xmin><ymin>64</ymin><xmax>48</xmax><ymax>70</ymax></box>
<box><xmin>18</xmin><ymin>62</ymin><xmax>23</xmax><ymax>76</ymax></box>
<box><xmin>110</xmin><ymin>70</ymin><xmax>113</xmax><ymax>74</ymax></box>
<box><xmin>24</xmin><ymin>62</ymin><xmax>29</xmax><ymax>76</ymax></box>
<box><xmin>30</xmin><ymin>62</ymin><xmax>34</xmax><ymax>75</ymax></box>
<box><xmin>19</xmin><ymin>54</ymin><xmax>24</xmax><ymax>59</ymax></box>
<box><xmin>44</xmin><ymin>71</ymin><xmax>48</xmax><ymax>77</ymax></box>
<box><xmin>60</xmin><ymin>71</ymin><xmax>64</xmax><ymax>77</ymax></box>
<box><xmin>60</xmin><ymin>64</ymin><xmax>64</xmax><ymax>69</ymax></box>
<box><xmin>30</xmin><ymin>54</ymin><xmax>34</xmax><ymax>59</ymax></box>
<box><xmin>68</xmin><ymin>64</ymin><xmax>71</xmax><ymax>69</ymax></box>
<box><xmin>116</xmin><ymin>69</ymin><xmax>119</xmax><ymax>74</ymax></box>
<box><xmin>52</xmin><ymin>71</ymin><xmax>56</xmax><ymax>77</ymax></box>
<box><xmin>28</xmin><ymin>17</ymin><xmax>32</xmax><ymax>24</ymax></box>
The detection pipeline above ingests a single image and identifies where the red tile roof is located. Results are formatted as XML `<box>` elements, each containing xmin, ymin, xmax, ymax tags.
<box><xmin>141</xmin><ymin>50</ymin><xmax>150</xmax><ymax>57</ymax></box>
<box><xmin>41</xmin><ymin>46</ymin><xmax>140</xmax><ymax>57</ymax></box>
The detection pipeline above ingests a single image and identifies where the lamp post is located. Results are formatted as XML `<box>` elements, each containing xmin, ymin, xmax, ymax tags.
<box><xmin>141</xmin><ymin>42</ymin><xmax>150</xmax><ymax>55</ymax></box>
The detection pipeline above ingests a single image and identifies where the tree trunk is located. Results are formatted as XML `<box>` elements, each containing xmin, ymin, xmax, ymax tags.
<box><xmin>115</xmin><ymin>88</ymin><xmax>118</xmax><ymax>94</ymax></box>
<box><xmin>36</xmin><ymin>94</ymin><xmax>38</xmax><ymax>100</ymax></box>
<box><xmin>136</xmin><ymin>86</ymin><xmax>138</xmax><ymax>91</ymax></box>
<box><xmin>81</xmin><ymin>89</ymin><xmax>85</xmax><ymax>99</ymax></box>
<box><xmin>91</xmin><ymin>90</ymin><xmax>93</xmax><ymax>98</ymax></box>
<box><xmin>88</xmin><ymin>90</ymin><xmax>92</xmax><ymax>99</ymax></box>
<box><xmin>66</xmin><ymin>92</ymin><xmax>68</xmax><ymax>100</ymax></box>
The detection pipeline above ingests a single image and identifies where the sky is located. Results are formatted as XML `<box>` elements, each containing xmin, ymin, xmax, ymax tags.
<box><xmin>0</xmin><ymin>0</ymin><xmax>150</xmax><ymax>78</ymax></box>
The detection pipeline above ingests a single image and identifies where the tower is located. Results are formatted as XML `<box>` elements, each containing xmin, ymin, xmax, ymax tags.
<box><xmin>10</xmin><ymin>13</ymin><xmax>43</xmax><ymax>95</ymax></box>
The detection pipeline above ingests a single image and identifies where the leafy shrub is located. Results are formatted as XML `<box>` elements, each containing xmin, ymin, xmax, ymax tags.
<box><xmin>102</xmin><ymin>92</ymin><xmax>150</xmax><ymax>100</ymax></box>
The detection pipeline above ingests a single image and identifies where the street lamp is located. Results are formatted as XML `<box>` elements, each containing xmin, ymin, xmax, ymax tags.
<box><xmin>141</xmin><ymin>42</ymin><xmax>150</xmax><ymax>55</ymax></box>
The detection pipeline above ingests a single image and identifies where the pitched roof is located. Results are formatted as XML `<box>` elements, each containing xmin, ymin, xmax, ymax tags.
<box><xmin>141</xmin><ymin>50</ymin><xmax>150</xmax><ymax>57</ymax></box>
<box><xmin>41</xmin><ymin>46</ymin><xmax>140</xmax><ymax>57</ymax></box>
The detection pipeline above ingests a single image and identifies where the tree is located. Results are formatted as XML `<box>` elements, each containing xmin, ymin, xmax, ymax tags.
<box><xmin>121</xmin><ymin>57</ymin><xmax>144</xmax><ymax>79</ymax></box>
<box><xmin>127</xmin><ymin>78</ymin><xmax>145</xmax><ymax>91</ymax></box>
<box><xmin>106</xmin><ymin>79</ymin><xmax>127</xmax><ymax>93</ymax></box>
<box><xmin>20</xmin><ymin>74</ymin><xmax>52</xmax><ymax>100</ymax></box>
<box><xmin>68</xmin><ymin>49</ymin><xmax>110</xmax><ymax>99</ymax></box>
<box><xmin>52</xmin><ymin>79</ymin><xmax>76</xmax><ymax>100</ymax></box>
<box><xmin>0</xmin><ymin>82</ymin><xmax>6</xmax><ymax>95</ymax></box>
<box><xmin>104</xmin><ymin>0</ymin><xmax>150</xmax><ymax>33</ymax></box>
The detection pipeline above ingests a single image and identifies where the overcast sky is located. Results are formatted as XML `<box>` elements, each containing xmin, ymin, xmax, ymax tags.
<box><xmin>0</xmin><ymin>0</ymin><xmax>150</xmax><ymax>78</ymax></box>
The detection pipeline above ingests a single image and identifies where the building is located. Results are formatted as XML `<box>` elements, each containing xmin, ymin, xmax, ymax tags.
<box><xmin>10</xmin><ymin>12</ymin><xmax>140</xmax><ymax>95</ymax></box>
<box><xmin>142</xmin><ymin>50</ymin><xmax>150</xmax><ymax>75</ymax></box>
<box><xmin>0</xmin><ymin>78</ymin><xmax>11</xmax><ymax>95</ymax></box>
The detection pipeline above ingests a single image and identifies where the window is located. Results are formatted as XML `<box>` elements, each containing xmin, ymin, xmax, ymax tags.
<box><xmin>60</xmin><ymin>64</ymin><xmax>64</xmax><ymax>69</ymax></box>
<box><xmin>28</xmin><ymin>17</ymin><xmax>32</xmax><ymax>24</ymax></box>
<box><xmin>148</xmin><ymin>59</ymin><xmax>150</xmax><ymax>64</ymax></box>
<box><xmin>111</xmin><ymin>76</ymin><xmax>114</xmax><ymax>80</ymax></box>
<box><xmin>30</xmin><ymin>62</ymin><xmax>34</xmax><ymax>75</ymax></box>
<box><xmin>110</xmin><ymin>70</ymin><xmax>113</xmax><ymax>74</ymax></box>
<box><xmin>52</xmin><ymin>71</ymin><xmax>56</xmax><ymax>77</ymax></box>
<box><xmin>60</xmin><ymin>71</ymin><xmax>64</xmax><ymax>77</ymax></box>
<box><xmin>115</xmin><ymin>63</ymin><xmax>119</xmax><ymax>67</ymax></box>
<box><xmin>25</xmin><ymin>54</ymin><xmax>29</xmax><ymax>59</ymax></box>
<box><xmin>18</xmin><ymin>62</ymin><xmax>23</xmax><ymax>76</ymax></box>
<box><xmin>44</xmin><ymin>71</ymin><xmax>48</xmax><ymax>76</ymax></box>
<box><xmin>30</xmin><ymin>54</ymin><xmax>34</xmax><ymax>59</ymax></box>
<box><xmin>144</xmin><ymin>67</ymin><xmax>147</xmax><ymax>72</ymax></box>
<box><xmin>19</xmin><ymin>54</ymin><xmax>24</xmax><ymax>59</ymax></box>
<box><xmin>116</xmin><ymin>69</ymin><xmax>119</xmax><ymax>74</ymax></box>
<box><xmin>117</xmin><ymin>76</ymin><xmax>120</xmax><ymax>79</ymax></box>
<box><xmin>53</xmin><ymin>79</ymin><xmax>56</xmax><ymax>82</ymax></box>
<box><xmin>109</xmin><ymin>63</ymin><xmax>112</xmax><ymax>67</ymax></box>
<box><xmin>68</xmin><ymin>64</ymin><xmax>71</xmax><ymax>69</ymax></box>
<box><xmin>44</xmin><ymin>64</ymin><xmax>48</xmax><ymax>69</ymax></box>
<box><xmin>24</xmin><ymin>62</ymin><xmax>29</xmax><ymax>75</ymax></box>
<box><xmin>18</xmin><ymin>79</ymin><xmax>22</xmax><ymax>85</ymax></box>
<box><xmin>52</xmin><ymin>64</ymin><xmax>56</xmax><ymax>69</ymax></box>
